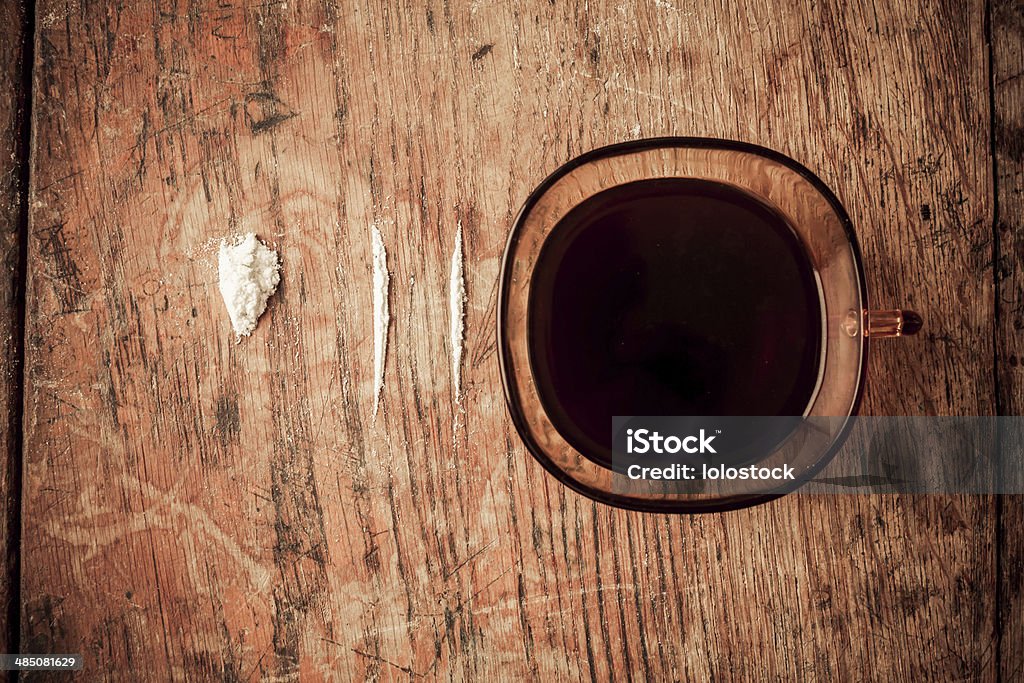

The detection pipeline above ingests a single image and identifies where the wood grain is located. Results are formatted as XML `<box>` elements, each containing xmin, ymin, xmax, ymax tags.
<box><xmin>21</xmin><ymin>0</ymin><xmax>1001</xmax><ymax>679</ymax></box>
<box><xmin>993</xmin><ymin>0</ymin><xmax>1024</xmax><ymax>680</ymax></box>
<box><xmin>0</xmin><ymin>0</ymin><xmax>28</xmax><ymax>659</ymax></box>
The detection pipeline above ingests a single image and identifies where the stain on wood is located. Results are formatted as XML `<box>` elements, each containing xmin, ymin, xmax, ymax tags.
<box><xmin>9</xmin><ymin>0</ymin><xmax>1017</xmax><ymax>679</ymax></box>
<box><xmin>244</xmin><ymin>92</ymin><xmax>297</xmax><ymax>135</ymax></box>
<box><xmin>471</xmin><ymin>44</ymin><xmax>494</xmax><ymax>62</ymax></box>
<box><xmin>0</xmin><ymin>0</ymin><xmax>28</xmax><ymax>662</ymax></box>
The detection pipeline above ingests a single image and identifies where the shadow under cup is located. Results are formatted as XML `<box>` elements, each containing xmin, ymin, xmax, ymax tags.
<box><xmin>498</xmin><ymin>138</ymin><xmax>920</xmax><ymax>513</ymax></box>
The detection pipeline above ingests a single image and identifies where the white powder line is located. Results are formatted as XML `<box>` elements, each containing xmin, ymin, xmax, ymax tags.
<box><xmin>449</xmin><ymin>222</ymin><xmax>466</xmax><ymax>401</ymax></box>
<box><xmin>371</xmin><ymin>225</ymin><xmax>390</xmax><ymax>418</ymax></box>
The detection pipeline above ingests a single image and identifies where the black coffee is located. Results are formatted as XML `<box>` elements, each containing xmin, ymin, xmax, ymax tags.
<box><xmin>528</xmin><ymin>178</ymin><xmax>823</xmax><ymax>467</ymax></box>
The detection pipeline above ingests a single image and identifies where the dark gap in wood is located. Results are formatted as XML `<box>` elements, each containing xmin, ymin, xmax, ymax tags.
<box><xmin>7</xmin><ymin>0</ymin><xmax>36</xmax><ymax>665</ymax></box>
<box><xmin>984</xmin><ymin>0</ymin><xmax>1004</xmax><ymax>680</ymax></box>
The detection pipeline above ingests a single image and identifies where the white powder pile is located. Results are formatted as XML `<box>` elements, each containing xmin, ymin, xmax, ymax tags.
<box><xmin>218</xmin><ymin>233</ymin><xmax>281</xmax><ymax>339</ymax></box>
<box><xmin>371</xmin><ymin>225</ymin><xmax>390</xmax><ymax>417</ymax></box>
<box><xmin>449</xmin><ymin>223</ymin><xmax>466</xmax><ymax>400</ymax></box>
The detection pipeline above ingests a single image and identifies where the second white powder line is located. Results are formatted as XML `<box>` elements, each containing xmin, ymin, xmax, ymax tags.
<box><xmin>371</xmin><ymin>225</ymin><xmax>390</xmax><ymax>418</ymax></box>
<box><xmin>449</xmin><ymin>222</ymin><xmax>466</xmax><ymax>402</ymax></box>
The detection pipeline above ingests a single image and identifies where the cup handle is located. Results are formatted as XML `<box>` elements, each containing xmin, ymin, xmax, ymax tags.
<box><xmin>843</xmin><ymin>309</ymin><xmax>923</xmax><ymax>338</ymax></box>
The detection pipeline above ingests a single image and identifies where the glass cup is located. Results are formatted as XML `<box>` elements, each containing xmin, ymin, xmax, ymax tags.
<box><xmin>498</xmin><ymin>138</ymin><xmax>921</xmax><ymax>513</ymax></box>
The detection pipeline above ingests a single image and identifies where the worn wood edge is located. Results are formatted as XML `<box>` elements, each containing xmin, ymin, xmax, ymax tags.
<box><xmin>992</xmin><ymin>0</ymin><xmax>1024</xmax><ymax>679</ymax></box>
<box><xmin>0</xmin><ymin>0</ymin><xmax>30</xmax><ymax>661</ymax></box>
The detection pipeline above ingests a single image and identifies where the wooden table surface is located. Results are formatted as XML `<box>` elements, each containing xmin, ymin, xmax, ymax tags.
<box><xmin>1</xmin><ymin>0</ymin><xmax>1022</xmax><ymax>679</ymax></box>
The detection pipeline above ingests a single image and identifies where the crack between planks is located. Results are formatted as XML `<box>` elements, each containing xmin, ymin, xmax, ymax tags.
<box><xmin>984</xmin><ymin>1</ymin><xmax>1004</xmax><ymax>680</ymax></box>
<box><xmin>6</xmin><ymin>0</ymin><xmax>37</xmax><ymax>667</ymax></box>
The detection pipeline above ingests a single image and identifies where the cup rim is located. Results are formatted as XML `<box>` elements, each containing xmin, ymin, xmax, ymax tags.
<box><xmin>497</xmin><ymin>136</ymin><xmax>869</xmax><ymax>513</ymax></box>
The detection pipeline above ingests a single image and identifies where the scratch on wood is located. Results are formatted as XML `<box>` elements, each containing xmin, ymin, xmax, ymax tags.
<box><xmin>443</xmin><ymin>538</ymin><xmax>494</xmax><ymax>580</ymax></box>
<box><xmin>32</xmin><ymin>221</ymin><xmax>85</xmax><ymax>313</ymax></box>
<box><xmin>352</xmin><ymin>648</ymin><xmax>423</xmax><ymax>677</ymax></box>
<box><xmin>41</xmin><ymin>480</ymin><xmax>273</xmax><ymax>588</ymax></box>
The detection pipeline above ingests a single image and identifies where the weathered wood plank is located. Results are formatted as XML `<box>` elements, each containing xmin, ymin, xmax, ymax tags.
<box><xmin>992</xmin><ymin>0</ymin><xmax>1024</xmax><ymax>680</ymax></box>
<box><xmin>0</xmin><ymin>0</ymin><xmax>28</xmax><ymax>659</ymax></box>
<box><xmin>23</xmin><ymin>0</ymin><xmax>995</xmax><ymax>679</ymax></box>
